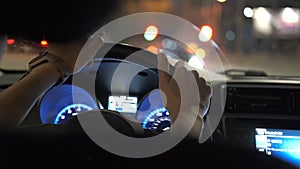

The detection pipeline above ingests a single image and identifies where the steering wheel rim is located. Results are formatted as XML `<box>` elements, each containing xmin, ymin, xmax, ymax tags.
<box><xmin>19</xmin><ymin>43</ymin><xmax>161</xmax><ymax>138</ymax></box>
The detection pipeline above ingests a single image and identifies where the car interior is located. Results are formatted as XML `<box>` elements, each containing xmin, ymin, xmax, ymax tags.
<box><xmin>1</xmin><ymin>0</ymin><xmax>300</xmax><ymax>168</ymax></box>
<box><xmin>0</xmin><ymin>41</ymin><xmax>299</xmax><ymax>169</ymax></box>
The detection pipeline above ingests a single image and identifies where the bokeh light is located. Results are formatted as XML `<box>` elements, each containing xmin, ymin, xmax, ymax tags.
<box><xmin>225</xmin><ymin>30</ymin><xmax>235</xmax><ymax>41</ymax></box>
<box><xmin>253</xmin><ymin>7</ymin><xmax>272</xmax><ymax>35</ymax></box>
<box><xmin>187</xmin><ymin>42</ymin><xmax>198</xmax><ymax>54</ymax></box>
<box><xmin>195</xmin><ymin>48</ymin><xmax>207</xmax><ymax>59</ymax></box>
<box><xmin>188</xmin><ymin>55</ymin><xmax>204</xmax><ymax>69</ymax></box>
<box><xmin>161</xmin><ymin>38</ymin><xmax>177</xmax><ymax>50</ymax></box>
<box><xmin>281</xmin><ymin>7</ymin><xmax>299</xmax><ymax>24</ymax></box>
<box><xmin>199</xmin><ymin>25</ymin><xmax>213</xmax><ymax>42</ymax></box>
<box><xmin>144</xmin><ymin>25</ymin><xmax>159</xmax><ymax>41</ymax></box>
<box><xmin>244</xmin><ymin>7</ymin><xmax>254</xmax><ymax>18</ymax></box>
<box><xmin>146</xmin><ymin>45</ymin><xmax>159</xmax><ymax>54</ymax></box>
<box><xmin>6</xmin><ymin>38</ymin><xmax>15</xmax><ymax>45</ymax></box>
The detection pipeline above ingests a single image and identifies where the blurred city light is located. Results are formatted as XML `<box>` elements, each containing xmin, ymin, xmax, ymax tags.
<box><xmin>195</xmin><ymin>48</ymin><xmax>207</xmax><ymax>59</ymax></box>
<box><xmin>146</xmin><ymin>45</ymin><xmax>159</xmax><ymax>54</ymax></box>
<box><xmin>40</xmin><ymin>40</ymin><xmax>48</xmax><ymax>47</ymax></box>
<box><xmin>6</xmin><ymin>38</ymin><xmax>15</xmax><ymax>45</ymax></box>
<box><xmin>253</xmin><ymin>7</ymin><xmax>272</xmax><ymax>35</ymax></box>
<box><xmin>199</xmin><ymin>25</ymin><xmax>213</xmax><ymax>42</ymax></box>
<box><xmin>188</xmin><ymin>55</ymin><xmax>204</xmax><ymax>69</ymax></box>
<box><xmin>118</xmin><ymin>0</ymin><xmax>300</xmax><ymax>55</ymax></box>
<box><xmin>144</xmin><ymin>25</ymin><xmax>159</xmax><ymax>41</ymax></box>
<box><xmin>161</xmin><ymin>38</ymin><xmax>177</xmax><ymax>50</ymax></box>
<box><xmin>243</xmin><ymin>7</ymin><xmax>254</xmax><ymax>18</ymax></box>
<box><xmin>225</xmin><ymin>30</ymin><xmax>235</xmax><ymax>41</ymax></box>
<box><xmin>187</xmin><ymin>42</ymin><xmax>198</xmax><ymax>54</ymax></box>
<box><xmin>281</xmin><ymin>7</ymin><xmax>299</xmax><ymax>24</ymax></box>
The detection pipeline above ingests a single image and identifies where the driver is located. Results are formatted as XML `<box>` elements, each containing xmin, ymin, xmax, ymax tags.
<box><xmin>0</xmin><ymin>1</ymin><xmax>211</xmax><ymax>141</ymax></box>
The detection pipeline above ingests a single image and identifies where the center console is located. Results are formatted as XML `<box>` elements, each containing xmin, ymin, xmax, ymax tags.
<box><xmin>212</xmin><ymin>81</ymin><xmax>300</xmax><ymax>168</ymax></box>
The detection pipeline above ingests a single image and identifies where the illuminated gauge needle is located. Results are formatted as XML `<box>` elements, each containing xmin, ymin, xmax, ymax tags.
<box><xmin>156</xmin><ymin>112</ymin><xmax>162</xmax><ymax>116</ymax></box>
<box><xmin>72</xmin><ymin>113</ymin><xmax>79</xmax><ymax>116</ymax></box>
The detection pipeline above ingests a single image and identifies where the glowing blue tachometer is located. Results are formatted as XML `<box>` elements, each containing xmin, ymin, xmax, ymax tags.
<box><xmin>142</xmin><ymin>107</ymin><xmax>171</xmax><ymax>131</ymax></box>
<box><xmin>39</xmin><ymin>84</ymin><xmax>99</xmax><ymax>125</ymax></box>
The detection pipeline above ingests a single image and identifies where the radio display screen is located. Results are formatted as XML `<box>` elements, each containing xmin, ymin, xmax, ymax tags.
<box><xmin>255</xmin><ymin>127</ymin><xmax>300</xmax><ymax>168</ymax></box>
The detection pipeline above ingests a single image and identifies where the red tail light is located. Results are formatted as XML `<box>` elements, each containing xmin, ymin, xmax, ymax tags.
<box><xmin>6</xmin><ymin>38</ymin><xmax>15</xmax><ymax>45</ymax></box>
<box><xmin>40</xmin><ymin>40</ymin><xmax>48</xmax><ymax>47</ymax></box>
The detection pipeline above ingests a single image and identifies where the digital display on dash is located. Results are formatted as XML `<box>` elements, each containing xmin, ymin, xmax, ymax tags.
<box><xmin>108</xmin><ymin>95</ymin><xmax>138</xmax><ymax>114</ymax></box>
<box><xmin>255</xmin><ymin>128</ymin><xmax>300</xmax><ymax>168</ymax></box>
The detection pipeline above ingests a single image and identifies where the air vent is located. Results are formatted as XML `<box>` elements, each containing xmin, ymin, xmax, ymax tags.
<box><xmin>225</xmin><ymin>85</ymin><xmax>293</xmax><ymax>115</ymax></box>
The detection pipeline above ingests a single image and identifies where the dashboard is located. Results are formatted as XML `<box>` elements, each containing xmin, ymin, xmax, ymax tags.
<box><xmin>21</xmin><ymin>43</ymin><xmax>171</xmax><ymax>132</ymax></box>
<box><xmin>210</xmin><ymin>76</ymin><xmax>300</xmax><ymax>169</ymax></box>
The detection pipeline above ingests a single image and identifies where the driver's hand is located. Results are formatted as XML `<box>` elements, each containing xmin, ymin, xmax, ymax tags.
<box><xmin>157</xmin><ymin>53</ymin><xmax>212</xmax><ymax>136</ymax></box>
<box><xmin>48</xmin><ymin>31</ymin><xmax>104</xmax><ymax>75</ymax></box>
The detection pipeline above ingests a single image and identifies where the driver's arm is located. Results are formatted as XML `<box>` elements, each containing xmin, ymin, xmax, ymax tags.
<box><xmin>0</xmin><ymin>34</ymin><xmax>103</xmax><ymax>129</ymax></box>
<box><xmin>0</xmin><ymin>62</ymin><xmax>60</xmax><ymax>128</ymax></box>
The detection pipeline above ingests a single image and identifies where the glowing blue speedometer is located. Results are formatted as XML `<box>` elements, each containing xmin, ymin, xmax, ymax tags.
<box><xmin>54</xmin><ymin>103</ymin><xmax>93</xmax><ymax>125</ymax></box>
<box><xmin>137</xmin><ymin>89</ymin><xmax>171</xmax><ymax>131</ymax></box>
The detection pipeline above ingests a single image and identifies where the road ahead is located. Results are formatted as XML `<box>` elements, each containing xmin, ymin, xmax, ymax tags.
<box><xmin>0</xmin><ymin>51</ymin><xmax>300</xmax><ymax>77</ymax></box>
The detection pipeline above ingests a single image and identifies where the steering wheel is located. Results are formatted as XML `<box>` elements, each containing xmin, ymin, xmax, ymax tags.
<box><xmin>17</xmin><ymin>43</ymin><xmax>163</xmax><ymax>139</ymax></box>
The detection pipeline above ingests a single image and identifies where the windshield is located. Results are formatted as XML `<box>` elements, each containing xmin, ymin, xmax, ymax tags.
<box><xmin>1</xmin><ymin>0</ymin><xmax>299</xmax><ymax>77</ymax></box>
<box><xmin>0</xmin><ymin>36</ymin><xmax>47</xmax><ymax>71</ymax></box>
